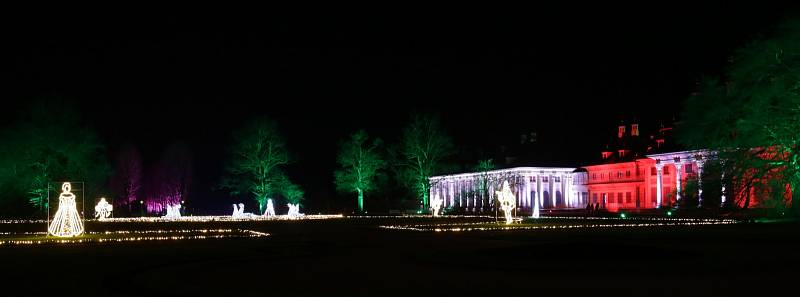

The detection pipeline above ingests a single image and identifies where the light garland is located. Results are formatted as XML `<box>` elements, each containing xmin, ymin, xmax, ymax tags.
<box><xmin>379</xmin><ymin>217</ymin><xmax>738</xmax><ymax>232</ymax></box>
<box><xmin>0</xmin><ymin>229</ymin><xmax>269</xmax><ymax>245</ymax></box>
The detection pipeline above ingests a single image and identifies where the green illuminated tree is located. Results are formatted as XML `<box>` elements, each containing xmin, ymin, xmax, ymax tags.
<box><xmin>334</xmin><ymin>130</ymin><xmax>385</xmax><ymax>213</ymax></box>
<box><xmin>0</xmin><ymin>98</ymin><xmax>110</xmax><ymax>217</ymax></box>
<box><xmin>275</xmin><ymin>171</ymin><xmax>304</xmax><ymax>206</ymax></box>
<box><xmin>222</xmin><ymin>117</ymin><xmax>290</xmax><ymax>213</ymax></box>
<box><xmin>474</xmin><ymin>158</ymin><xmax>496</xmax><ymax>209</ymax></box>
<box><xmin>677</xmin><ymin>19</ymin><xmax>800</xmax><ymax>214</ymax></box>
<box><xmin>395</xmin><ymin>114</ymin><xmax>453</xmax><ymax>210</ymax></box>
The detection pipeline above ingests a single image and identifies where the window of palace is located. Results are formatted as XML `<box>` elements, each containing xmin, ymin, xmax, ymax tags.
<box><xmin>617</xmin><ymin>193</ymin><xmax>623</xmax><ymax>203</ymax></box>
<box><xmin>651</xmin><ymin>189</ymin><xmax>656</xmax><ymax>202</ymax></box>
<box><xmin>592</xmin><ymin>173</ymin><xmax>597</xmax><ymax>180</ymax></box>
<box><xmin>685</xmin><ymin>165</ymin><xmax>693</xmax><ymax>173</ymax></box>
<box><xmin>626</xmin><ymin>170</ymin><xmax>631</xmax><ymax>177</ymax></box>
<box><xmin>651</xmin><ymin>167</ymin><xmax>656</xmax><ymax>175</ymax></box>
<box><xmin>664</xmin><ymin>167</ymin><xmax>670</xmax><ymax>175</ymax></box>
<box><xmin>593</xmin><ymin>194</ymin><xmax>598</xmax><ymax>203</ymax></box>
<box><xmin>626</xmin><ymin>192</ymin><xmax>632</xmax><ymax>203</ymax></box>
<box><xmin>555</xmin><ymin>177</ymin><xmax>560</xmax><ymax>182</ymax></box>
<box><xmin>543</xmin><ymin>177</ymin><xmax>548</xmax><ymax>182</ymax></box>
<box><xmin>617</xmin><ymin>171</ymin><xmax>623</xmax><ymax>178</ymax></box>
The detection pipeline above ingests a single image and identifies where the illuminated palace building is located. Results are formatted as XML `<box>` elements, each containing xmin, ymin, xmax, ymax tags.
<box><xmin>430</xmin><ymin>121</ymin><xmax>716</xmax><ymax>213</ymax></box>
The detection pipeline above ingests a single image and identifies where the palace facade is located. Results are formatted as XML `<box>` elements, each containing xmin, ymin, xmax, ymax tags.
<box><xmin>429</xmin><ymin>120</ymin><xmax>721</xmax><ymax>213</ymax></box>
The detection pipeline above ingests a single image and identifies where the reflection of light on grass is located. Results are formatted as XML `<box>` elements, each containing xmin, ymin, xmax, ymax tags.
<box><xmin>0</xmin><ymin>229</ymin><xmax>269</xmax><ymax>245</ymax></box>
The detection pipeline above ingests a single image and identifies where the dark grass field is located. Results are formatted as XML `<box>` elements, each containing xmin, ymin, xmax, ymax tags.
<box><xmin>1</xmin><ymin>217</ymin><xmax>798</xmax><ymax>297</ymax></box>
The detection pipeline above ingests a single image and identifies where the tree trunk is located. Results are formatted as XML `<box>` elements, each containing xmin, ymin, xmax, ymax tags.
<box><xmin>357</xmin><ymin>188</ymin><xmax>364</xmax><ymax>213</ymax></box>
<box><xmin>791</xmin><ymin>181</ymin><xmax>800</xmax><ymax>216</ymax></box>
<box><xmin>743</xmin><ymin>186</ymin><xmax>751</xmax><ymax>210</ymax></box>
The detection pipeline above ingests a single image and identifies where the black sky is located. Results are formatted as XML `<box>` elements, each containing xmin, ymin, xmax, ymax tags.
<box><xmin>3</xmin><ymin>5</ymin><xmax>798</xmax><ymax>213</ymax></box>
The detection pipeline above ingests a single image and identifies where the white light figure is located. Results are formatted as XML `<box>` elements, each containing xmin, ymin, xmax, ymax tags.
<box><xmin>263</xmin><ymin>199</ymin><xmax>276</xmax><ymax>218</ymax></box>
<box><xmin>233</xmin><ymin>203</ymin><xmax>257</xmax><ymax>218</ymax></box>
<box><xmin>232</xmin><ymin>203</ymin><xmax>243</xmax><ymax>218</ymax></box>
<box><xmin>430</xmin><ymin>194</ymin><xmax>443</xmax><ymax>217</ymax></box>
<box><xmin>163</xmin><ymin>204</ymin><xmax>181</xmax><ymax>219</ymax></box>
<box><xmin>94</xmin><ymin>197</ymin><xmax>113</xmax><ymax>220</ymax></box>
<box><xmin>495</xmin><ymin>180</ymin><xmax>517</xmax><ymax>224</ymax></box>
<box><xmin>287</xmin><ymin>203</ymin><xmax>303</xmax><ymax>219</ymax></box>
<box><xmin>48</xmin><ymin>182</ymin><xmax>84</xmax><ymax>237</ymax></box>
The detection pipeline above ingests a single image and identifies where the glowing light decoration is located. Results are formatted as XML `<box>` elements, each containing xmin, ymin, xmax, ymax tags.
<box><xmin>532</xmin><ymin>191</ymin><xmax>540</xmax><ymax>219</ymax></box>
<box><xmin>430</xmin><ymin>194</ymin><xmax>443</xmax><ymax>217</ymax></box>
<box><xmin>287</xmin><ymin>203</ymin><xmax>302</xmax><ymax>219</ymax></box>
<box><xmin>263</xmin><ymin>199</ymin><xmax>275</xmax><ymax>218</ymax></box>
<box><xmin>232</xmin><ymin>203</ymin><xmax>258</xmax><ymax>219</ymax></box>
<box><xmin>232</xmin><ymin>203</ymin><xmax>243</xmax><ymax>217</ymax></box>
<box><xmin>48</xmin><ymin>182</ymin><xmax>84</xmax><ymax>237</ymax></box>
<box><xmin>94</xmin><ymin>197</ymin><xmax>113</xmax><ymax>220</ymax></box>
<box><xmin>163</xmin><ymin>204</ymin><xmax>181</xmax><ymax>219</ymax></box>
<box><xmin>495</xmin><ymin>180</ymin><xmax>516</xmax><ymax>224</ymax></box>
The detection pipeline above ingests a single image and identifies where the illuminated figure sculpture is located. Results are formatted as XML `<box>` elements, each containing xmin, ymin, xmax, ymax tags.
<box><xmin>232</xmin><ymin>203</ymin><xmax>243</xmax><ymax>217</ymax></box>
<box><xmin>48</xmin><ymin>182</ymin><xmax>84</xmax><ymax>237</ymax></box>
<box><xmin>495</xmin><ymin>181</ymin><xmax>517</xmax><ymax>224</ymax></box>
<box><xmin>233</xmin><ymin>203</ymin><xmax>257</xmax><ymax>218</ymax></box>
<box><xmin>287</xmin><ymin>203</ymin><xmax>302</xmax><ymax>219</ymax></box>
<box><xmin>263</xmin><ymin>199</ymin><xmax>275</xmax><ymax>218</ymax></box>
<box><xmin>94</xmin><ymin>197</ymin><xmax>113</xmax><ymax>220</ymax></box>
<box><xmin>532</xmin><ymin>191</ymin><xmax>540</xmax><ymax>219</ymax></box>
<box><xmin>164</xmin><ymin>204</ymin><xmax>181</xmax><ymax>219</ymax></box>
<box><xmin>430</xmin><ymin>194</ymin><xmax>443</xmax><ymax>217</ymax></box>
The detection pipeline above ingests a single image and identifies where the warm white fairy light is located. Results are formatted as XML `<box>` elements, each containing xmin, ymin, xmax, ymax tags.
<box><xmin>0</xmin><ymin>229</ymin><xmax>269</xmax><ymax>245</ymax></box>
<box><xmin>94</xmin><ymin>197</ymin><xmax>113</xmax><ymax>220</ymax></box>
<box><xmin>48</xmin><ymin>182</ymin><xmax>84</xmax><ymax>237</ymax></box>
<box><xmin>495</xmin><ymin>181</ymin><xmax>516</xmax><ymax>224</ymax></box>
<box><xmin>379</xmin><ymin>217</ymin><xmax>738</xmax><ymax>232</ymax></box>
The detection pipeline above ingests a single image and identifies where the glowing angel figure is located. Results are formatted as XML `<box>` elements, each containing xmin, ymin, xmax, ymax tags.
<box><xmin>94</xmin><ymin>197</ymin><xmax>113</xmax><ymax>220</ymax></box>
<box><xmin>430</xmin><ymin>194</ymin><xmax>443</xmax><ymax>217</ymax></box>
<box><xmin>263</xmin><ymin>199</ymin><xmax>276</xmax><ymax>218</ymax></box>
<box><xmin>232</xmin><ymin>203</ymin><xmax>243</xmax><ymax>218</ymax></box>
<box><xmin>48</xmin><ymin>182</ymin><xmax>84</xmax><ymax>237</ymax></box>
<box><xmin>495</xmin><ymin>180</ymin><xmax>517</xmax><ymax>224</ymax></box>
<box><xmin>287</xmin><ymin>203</ymin><xmax>302</xmax><ymax>219</ymax></box>
<box><xmin>163</xmin><ymin>204</ymin><xmax>181</xmax><ymax>219</ymax></box>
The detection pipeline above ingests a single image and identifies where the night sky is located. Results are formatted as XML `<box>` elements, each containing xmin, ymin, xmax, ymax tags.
<box><xmin>3</xmin><ymin>5</ymin><xmax>797</xmax><ymax>213</ymax></box>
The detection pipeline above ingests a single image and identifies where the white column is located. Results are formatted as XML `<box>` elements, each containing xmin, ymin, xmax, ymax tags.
<box><xmin>525</xmin><ymin>176</ymin><xmax>531</xmax><ymax>211</ymax></box>
<box><xmin>549</xmin><ymin>174</ymin><xmax>554</xmax><ymax>208</ymax></box>
<box><xmin>560</xmin><ymin>174</ymin><xmax>567</xmax><ymax>208</ymax></box>
<box><xmin>537</xmin><ymin>175</ymin><xmax>543</xmax><ymax>209</ymax></box>
<box><xmin>675</xmin><ymin>162</ymin><xmax>683</xmax><ymax>203</ymax></box>
<box><xmin>656</xmin><ymin>163</ymin><xmax>664</xmax><ymax>208</ymax></box>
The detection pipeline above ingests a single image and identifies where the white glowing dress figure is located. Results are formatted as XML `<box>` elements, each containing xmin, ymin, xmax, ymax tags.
<box><xmin>48</xmin><ymin>182</ymin><xmax>84</xmax><ymax>237</ymax></box>
<box><xmin>163</xmin><ymin>204</ymin><xmax>181</xmax><ymax>219</ymax></box>
<box><xmin>287</xmin><ymin>203</ymin><xmax>302</xmax><ymax>219</ymax></box>
<box><xmin>94</xmin><ymin>197</ymin><xmax>113</xmax><ymax>220</ymax></box>
<box><xmin>496</xmin><ymin>181</ymin><xmax>517</xmax><ymax>224</ymax></box>
<box><xmin>430</xmin><ymin>194</ymin><xmax>443</xmax><ymax>217</ymax></box>
<box><xmin>263</xmin><ymin>199</ymin><xmax>275</xmax><ymax>218</ymax></box>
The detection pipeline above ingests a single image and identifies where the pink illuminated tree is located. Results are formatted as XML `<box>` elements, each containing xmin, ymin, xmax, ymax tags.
<box><xmin>111</xmin><ymin>144</ymin><xmax>142</xmax><ymax>215</ymax></box>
